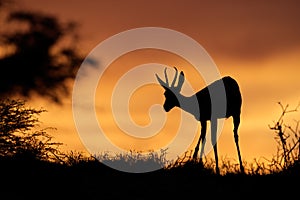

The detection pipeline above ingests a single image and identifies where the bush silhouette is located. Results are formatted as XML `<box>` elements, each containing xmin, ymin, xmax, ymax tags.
<box><xmin>95</xmin><ymin>149</ymin><xmax>169</xmax><ymax>173</ymax></box>
<box><xmin>268</xmin><ymin>102</ymin><xmax>300</xmax><ymax>175</ymax></box>
<box><xmin>0</xmin><ymin>99</ymin><xmax>299</xmax><ymax>199</ymax></box>
<box><xmin>0</xmin><ymin>99</ymin><xmax>62</xmax><ymax>161</ymax></box>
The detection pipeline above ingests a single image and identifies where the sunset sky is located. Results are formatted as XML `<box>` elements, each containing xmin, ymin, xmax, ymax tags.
<box><xmin>6</xmin><ymin>0</ymin><xmax>300</xmax><ymax>166</ymax></box>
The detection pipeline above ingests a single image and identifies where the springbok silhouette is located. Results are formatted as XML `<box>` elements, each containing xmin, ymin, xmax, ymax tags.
<box><xmin>155</xmin><ymin>67</ymin><xmax>244</xmax><ymax>174</ymax></box>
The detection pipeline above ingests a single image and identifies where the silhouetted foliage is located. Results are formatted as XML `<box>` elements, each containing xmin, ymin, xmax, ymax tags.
<box><xmin>0</xmin><ymin>6</ymin><xmax>83</xmax><ymax>103</ymax></box>
<box><xmin>0</xmin><ymin>100</ymin><xmax>298</xmax><ymax>199</ymax></box>
<box><xmin>96</xmin><ymin>149</ymin><xmax>169</xmax><ymax>173</ymax></box>
<box><xmin>268</xmin><ymin>102</ymin><xmax>300</xmax><ymax>171</ymax></box>
<box><xmin>0</xmin><ymin>99</ymin><xmax>62</xmax><ymax>161</ymax></box>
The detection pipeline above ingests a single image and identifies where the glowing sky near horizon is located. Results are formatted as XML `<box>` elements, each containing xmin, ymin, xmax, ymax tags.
<box><xmin>6</xmin><ymin>0</ymin><xmax>300</xmax><ymax>164</ymax></box>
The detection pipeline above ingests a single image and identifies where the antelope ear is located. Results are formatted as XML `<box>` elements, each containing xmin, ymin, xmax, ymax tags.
<box><xmin>176</xmin><ymin>71</ymin><xmax>185</xmax><ymax>91</ymax></box>
<box><xmin>155</xmin><ymin>74</ymin><xmax>168</xmax><ymax>88</ymax></box>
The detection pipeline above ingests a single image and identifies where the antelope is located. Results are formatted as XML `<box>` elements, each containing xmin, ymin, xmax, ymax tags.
<box><xmin>155</xmin><ymin>67</ymin><xmax>244</xmax><ymax>174</ymax></box>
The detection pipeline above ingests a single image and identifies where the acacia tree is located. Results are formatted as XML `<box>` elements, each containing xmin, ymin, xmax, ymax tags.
<box><xmin>0</xmin><ymin>4</ymin><xmax>84</xmax><ymax>103</ymax></box>
<box><xmin>0</xmin><ymin>99</ymin><xmax>63</xmax><ymax>162</ymax></box>
<box><xmin>0</xmin><ymin>1</ymin><xmax>88</xmax><ymax>163</ymax></box>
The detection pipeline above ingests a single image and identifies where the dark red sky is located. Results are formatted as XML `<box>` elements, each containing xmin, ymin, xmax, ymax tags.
<box><xmin>6</xmin><ymin>0</ymin><xmax>300</xmax><ymax>163</ymax></box>
<box><xmin>16</xmin><ymin>0</ymin><xmax>300</xmax><ymax>61</ymax></box>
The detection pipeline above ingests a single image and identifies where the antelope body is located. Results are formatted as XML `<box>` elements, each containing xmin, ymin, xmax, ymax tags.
<box><xmin>156</xmin><ymin>67</ymin><xmax>244</xmax><ymax>174</ymax></box>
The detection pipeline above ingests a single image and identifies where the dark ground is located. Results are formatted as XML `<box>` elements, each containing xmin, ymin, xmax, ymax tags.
<box><xmin>1</xmin><ymin>158</ymin><xmax>298</xmax><ymax>200</ymax></box>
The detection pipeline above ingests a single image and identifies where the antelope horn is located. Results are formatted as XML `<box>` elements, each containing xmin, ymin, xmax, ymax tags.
<box><xmin>171</xmin><ymin>67</ymin><xmax>178</xmax><ymax>87</ymax></box>
<box><xmin>155</xmin><ymin>67</ymin><xmax>169</xmax><ymax>87</ymax></box>
<box><xmin>164</xmin><ymin>67</ymin><xmax>169</xmax><ymax>86</ymax></box>
<box><xmin>176</xmin><ymin>71</ymin><xmax>185</xmax><ymax>90</ymax></box>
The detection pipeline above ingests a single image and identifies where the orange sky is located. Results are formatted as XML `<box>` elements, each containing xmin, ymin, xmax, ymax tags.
<box><xmin>9</xmin><ymin>0</ymin><xmax>300</xmax><ymax>165</ymax></box>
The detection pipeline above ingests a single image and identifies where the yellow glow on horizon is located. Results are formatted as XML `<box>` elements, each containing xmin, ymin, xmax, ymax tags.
<box><xmin>23</xmin><ymin>46</ymin><xmax>300</xmax><ymax>165</ymax></box>
<box><xmin>0</xmin><ymin>45</ymin><xmax>17</xmax><ymax>59</ymax></box>
<box><xmin>2</xmin><ymin>0</ymin><xmax>300</xmax><ymax>170</ymax></box>
<box><xmin>95</xmin><ymin>49</ymin><xmax>193</xmax><ymax>151</ymax></box>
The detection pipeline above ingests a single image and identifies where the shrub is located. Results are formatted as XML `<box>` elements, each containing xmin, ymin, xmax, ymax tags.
<box><xmin>0</xmin><ymin>98</ymin><xmax>62</xmax><ymax>162</ymax></box>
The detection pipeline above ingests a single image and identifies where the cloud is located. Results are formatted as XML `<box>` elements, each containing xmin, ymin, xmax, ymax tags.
<box><xmin>19</xmin><ymin>0</ymin><xmax>300</xmax><ymax>62</ymax></box>
<box><xmin>111</xmin><ymin>0</ymin><xmax>300</xmax><ymax>60</ymax></box>
<box><xmin>185</xmin><ymin>0</ymin><xmax>300</xmax><ymax>60</ymax></box>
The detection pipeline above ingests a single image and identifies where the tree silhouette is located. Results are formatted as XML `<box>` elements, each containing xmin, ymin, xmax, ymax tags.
<box><xmin>0</xmin><ymin>5</ymin><xmax>84</xmax><ymax>103</ymax></box>
<box><xmin>269</xmin><ymin>102</ymin><xmax>300</xmax><ymax>170</ymax></box>
<box><xmin>0</xmin><ymin>99</ymin><xmax>62</xmax><ymax>161</ymax></box>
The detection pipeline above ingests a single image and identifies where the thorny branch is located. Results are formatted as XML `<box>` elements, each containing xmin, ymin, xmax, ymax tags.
<box><xmin>269</xmin><ymin>102</ymin><xmax>300</xmax><ymax>169</ymax></box>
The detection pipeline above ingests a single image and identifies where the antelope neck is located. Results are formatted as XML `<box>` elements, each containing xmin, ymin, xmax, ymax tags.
<box><xmin>176</xmin><ymin>93</ymin><xmax>199</xmax><ymax>119</ymax></box>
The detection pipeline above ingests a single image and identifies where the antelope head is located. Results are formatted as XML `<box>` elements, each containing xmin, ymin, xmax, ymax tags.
<box><xmin>155</xmin><ymin>67</ymin><xmax>185</xmax><ymax>112</ymax></box>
